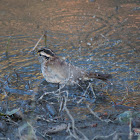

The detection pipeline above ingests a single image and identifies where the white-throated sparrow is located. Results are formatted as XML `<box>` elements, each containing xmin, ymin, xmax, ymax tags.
<box><xmin>37</xmin><ymin>48</ymin><xmax>111</xmax><ymax>85</ymax></box>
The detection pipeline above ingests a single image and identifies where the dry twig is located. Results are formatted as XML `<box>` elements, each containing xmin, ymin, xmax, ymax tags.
<box><xmin>87</xmin><ymin>104</ymin><xmax>112</xmax><ymax>123</ymax></box>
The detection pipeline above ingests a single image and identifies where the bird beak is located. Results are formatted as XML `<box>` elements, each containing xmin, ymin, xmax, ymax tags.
<box><xmin>37</xmin><ymin>50</ymin><xmax>40</xmax><ymax>54</ymax></box>
<box><xmin>37</xmin><ymin>51</ymin><xmax>41</xmax><ymax>56</ymax></box>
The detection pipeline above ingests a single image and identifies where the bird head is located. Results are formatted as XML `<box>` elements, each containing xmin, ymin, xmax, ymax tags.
<box><xmin>37</xmin><ymin>48</ymin><xmax>55</xmax><ymax>61</ymax></box>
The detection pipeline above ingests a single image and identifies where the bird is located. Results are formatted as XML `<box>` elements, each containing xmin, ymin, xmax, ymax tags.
<box><xmin>37</xmin><ymin>48</ymin><xmax>112</xmax><ymax>86</ymax></box>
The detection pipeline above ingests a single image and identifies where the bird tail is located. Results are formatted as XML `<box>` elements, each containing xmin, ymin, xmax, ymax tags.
<box><xmin>88</xmin><ymin>72</ymin><xmax>112</xmax><ymax>81</ymax></box>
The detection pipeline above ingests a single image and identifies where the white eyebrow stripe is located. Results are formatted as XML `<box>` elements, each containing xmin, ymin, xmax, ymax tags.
<box><xmin>40</xmin><ymin>51</ymin><xmax>51</xmax><ymax>57</ymax></box>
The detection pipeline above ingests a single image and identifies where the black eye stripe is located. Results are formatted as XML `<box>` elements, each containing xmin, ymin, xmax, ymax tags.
<box><xmin>44</xmin><ymin>56</ymin><xmax>49</xmax><ymax>60</ymax></box>
<box><xmin>40</xmin><ymin>55</ymin><xmax>49</xmax><ymax>60</ymax></box>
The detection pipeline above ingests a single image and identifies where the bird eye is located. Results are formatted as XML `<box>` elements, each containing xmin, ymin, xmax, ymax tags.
<box><xmin>44</xmin><ymin>56</ymin><xmax>49</xmax><ymax>60</ymax></box>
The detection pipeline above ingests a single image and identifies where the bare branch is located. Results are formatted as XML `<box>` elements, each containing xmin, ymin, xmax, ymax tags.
<box><xmin>87</xmin><ymin>104</ymin><xmax>112</xmax><ymax>123</ymax></box>
<box><xmin>92</xmin><ymin>131</ymin><xmax>117</xmax><ymax>140</ymax></box>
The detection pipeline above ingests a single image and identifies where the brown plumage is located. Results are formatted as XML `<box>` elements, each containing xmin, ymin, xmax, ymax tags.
<box><xmin>38</xmin><ymin>48</ymin><xmax>112</xmax><ymax>85</ymax></box>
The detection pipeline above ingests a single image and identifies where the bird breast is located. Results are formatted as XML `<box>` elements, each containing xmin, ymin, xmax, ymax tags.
<box><xmin>41</xmin><ymin>58</ymin><xmax>86</xmax><ymax>84</ymax></box>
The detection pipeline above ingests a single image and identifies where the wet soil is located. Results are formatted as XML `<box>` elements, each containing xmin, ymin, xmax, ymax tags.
<box><xmin>0</xmin><ymin>0</ymin><xmax>140</xmax><ymax>139</ymax></box>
